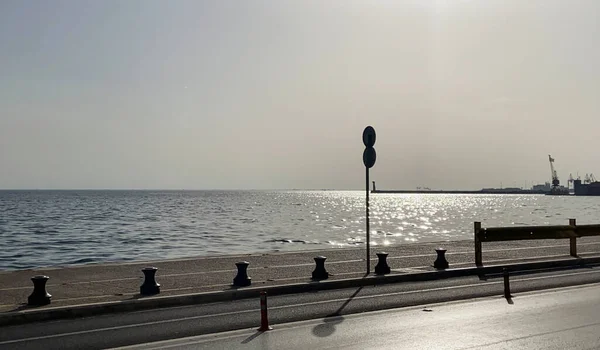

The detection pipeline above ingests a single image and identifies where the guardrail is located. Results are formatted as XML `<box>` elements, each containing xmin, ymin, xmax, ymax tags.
<box><xmin>474</xmin><ymin>219</ymin><xmax>600</xmax><ymax>266</ymax></box>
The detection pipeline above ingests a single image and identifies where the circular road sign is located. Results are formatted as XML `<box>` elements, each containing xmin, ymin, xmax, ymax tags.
<box><xmin>362</xmin><ymin>126</ymin><xmax>376</xmax><ymax>147</ymax></box>
<box><xmin>363</xmin><ymin>147</ymin><xmax>376</xmax><ymax>168</ymax></box>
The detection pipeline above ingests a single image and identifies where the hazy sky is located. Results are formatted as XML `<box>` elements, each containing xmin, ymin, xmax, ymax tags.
<box><xmin>1</xmin><ymin>0</ymin><xmax>599</xmax><ymax>190</ymax></box>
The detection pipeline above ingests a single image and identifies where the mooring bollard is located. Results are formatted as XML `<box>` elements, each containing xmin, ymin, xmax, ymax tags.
<box><xmin>503</xmin><ymin>268</ymin><xmax>511</xmax><ymax>299</ymax></box>
<box><xmin>140</xmin><ymin>267</ymin><xmax>160</xmax><ymax>295</ymax></box>
<box><xmin>258</xmin><ymin>291</ymin><xmax>273</xmax><ymax>331</ymax></box>
<box><xmin>374</xmin><ymin>252</ymin><xmax>391</xmax><ymax>275</ymax></box>
<box><xmin>233</xmin><ymin>261</ymin><xmax>251</xmax><ymax>287</ymax></box>
<box><xmin>312</xmin><ymin>256</ymin><xmax>329</xmax><ymax>280</ymax></box>
<box><xmin>433</xmin><ymin>248</ymin><xmax>449</xmax><ymax>269</ymax></box>
<box><xmin>28</xmin><ymin>275</ymin><xmax>51</xmax><ymax>306</ymax></box>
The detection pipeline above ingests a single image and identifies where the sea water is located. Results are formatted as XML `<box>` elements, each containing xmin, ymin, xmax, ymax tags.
<box><xmin>1</xmin><ymin>190</ymin><xmax>598</xmax><ymax>269</ymax></box>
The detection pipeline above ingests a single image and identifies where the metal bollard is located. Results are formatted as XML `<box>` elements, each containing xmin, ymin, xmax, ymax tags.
<box><xmin>28</xmin><ymin>275</ymin><xmax>52</xmax><ymax>306</ymax></box>
<box><xmin>374</xmin><ymin>252</ymin><xmax>391</xmax><ymax>275</ymax></box>
<box><xmin>312</xmin><ymin>256</ymin><xmax>329</xmax><ymax>280</ymax></box>
<box><xmin>233</xmin><ymin>261</ymin><xmax>252</xmax><ymax>287</ymax></box>
<box><xmin>433</xmin><ymin>248</ymin><xmax>449</xmax><ymax>269</ymax></box>
<box><xmin>258</xmin><ymin>291</ymin><xmax>273</xmax><ymax>331</ymax></box>
<box><xmin>503</xmin><ymin>268</ymin><xmax>512</xmax><ymax>299</ymax></box>
<box><xmin>140</xmin><ymin>267</ymin><xmax>160</xmax><ymax>295</ymax></box>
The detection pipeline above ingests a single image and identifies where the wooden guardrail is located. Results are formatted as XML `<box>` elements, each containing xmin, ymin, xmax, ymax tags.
<box><xmin>474</xmin><ymin>219</ymin><xmax>600</xmax><ymax>266</ymax></box>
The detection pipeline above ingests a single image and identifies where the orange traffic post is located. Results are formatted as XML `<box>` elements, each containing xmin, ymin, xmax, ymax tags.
<box><xmin>258</xmin><ymin>291</ymin><xmax>273</xmax><ymax>331</ymax></box>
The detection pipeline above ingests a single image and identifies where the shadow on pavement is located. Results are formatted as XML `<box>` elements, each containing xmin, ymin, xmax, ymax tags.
<box><xmin>9</xmin><ymin>303</ymin><xmax>31</xmax><ymax>312</ymax></box>
<box><xmin>329</xmin><ymin>286</ymin><xmax>363</xmax><ymax>317</ymax></box>
<box><xmin>241</xmin><ymin>330</ymin><xmax>264</xmax><ymax>344</ymax></box>
<box><xmin>312</xmin><ymin>316</ymin><xmax>344</xmax><ymax>338</ymax></box>
<box><xmin>311</xmin><ymin>286</ymin><xmax>364</xmax><ymax>338</ymax></box>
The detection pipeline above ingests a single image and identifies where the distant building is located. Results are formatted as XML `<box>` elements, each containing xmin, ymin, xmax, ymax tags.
<box><xmin>574</xmin><ymin>179</ymin><xmax>600</xmax><ymax>196</ymax></box>
<box><xmin>532</xmin><ymin>183</ymin><xmax>551</xmax><ymax>192</ymax></box>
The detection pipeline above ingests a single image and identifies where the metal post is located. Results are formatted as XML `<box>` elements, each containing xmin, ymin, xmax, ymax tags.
<box><xmin>362</xmin><ymin>125</ymin><xmax>376</xmax><ymax>275</ymax></box>
<box><xmin>503</xmin><ymin>268</ymin><xmax>511</xmax><ymax>299</ymax></box>
<box><xmin>366</xmin><ymin>167</ymin><xmax>370</xmax><ymax>274</ymax></box>
<box><xmin>258</xmin><ymin>291</ymin><xmax>273</xmax><ymax>331</ymax></box>
<box><xmin>569</xmin><ymin>218</ymin><xmax>577</xmax><ymax>257</ymax></box>
<box><xmin>474</xmin><ymin>222</ymin><xmax>482</xmax><ymax>266</ymax></box>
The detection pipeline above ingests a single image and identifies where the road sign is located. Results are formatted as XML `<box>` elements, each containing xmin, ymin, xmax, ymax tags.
<box><xmin>362</xmin><ymin>126</ymin><xmax>376</xmax><ymax>147</ymax></box>
<box><xmin>363</xmin><ymin>147</ymin><xmax>376</xmax><ymax>168</ymax></box>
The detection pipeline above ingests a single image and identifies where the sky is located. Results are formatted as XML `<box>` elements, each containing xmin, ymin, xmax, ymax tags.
<box><xmin>1</xmin><ymin>0</ymin><xmax>599</xmax><ymax>190</ymax></box>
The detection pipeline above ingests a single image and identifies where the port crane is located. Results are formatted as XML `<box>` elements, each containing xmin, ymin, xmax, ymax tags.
<box><xmin>548</xmin><ymin>155</ymin><xmax>560</xmax><ymax>188</ymax></box>
<box><xmin>584</xmin><ymin>173</ymin><xmax>597</xmax><ymax>184</ymax></box>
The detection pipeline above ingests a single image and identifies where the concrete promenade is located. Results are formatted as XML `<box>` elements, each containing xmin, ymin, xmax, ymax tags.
<box><xmin>2</xmin><ymin>237</ymin><xmax>600</xmax><ymax>323</ymax></box>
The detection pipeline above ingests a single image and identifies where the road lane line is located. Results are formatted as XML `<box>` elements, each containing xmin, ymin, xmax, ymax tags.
<box><xmin>0</xmin><ymin>309</ymin><xmax>260</xmax><ymax>345</ymax></box>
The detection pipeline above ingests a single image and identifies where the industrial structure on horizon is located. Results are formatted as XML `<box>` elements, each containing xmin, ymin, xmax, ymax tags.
<box><xmin>371</xmin><ymin>155</ymin><xmax>599</xmax><ymax>196</ymax></box>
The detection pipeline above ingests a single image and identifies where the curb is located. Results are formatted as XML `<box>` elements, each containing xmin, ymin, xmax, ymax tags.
<box><xmin>2</xmin><ymin>256</ymin><xmax>600</xmax><ymax>327</ymax></box>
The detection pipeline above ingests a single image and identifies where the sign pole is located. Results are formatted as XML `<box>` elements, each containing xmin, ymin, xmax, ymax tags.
<box><xmin>362</xmin><ymin>125</ymin><xmax>376</xmax><ymax>276</ymax></box>
<box><xmin>366</xmin><ymin>166</ymin><xmax>370</xmax><ymax>274</ymax></box>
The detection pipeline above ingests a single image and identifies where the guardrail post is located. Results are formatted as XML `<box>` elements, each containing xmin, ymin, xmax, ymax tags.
<box><xmin>140</xmin><ymin>267</ymin><xmax>160</xmax><ymax>295</ymax></box>
<box><xmin>28</xmin><ymin>275</ymin><xmax>52</xmax><ymax>306</ymax></box>
<box><xmin>434</xmin><ymin>248</ymin><xmax>449</xmax><ymax>269</ymax></box>
<box><xmin>503</xmin><ymin>268</ymin><xmax>511</xmax><ymax>299</ymax></box>
<box><xmin>233</xmin><ymin>261</ymin><xmax>252</xmax><ymax>287</ymax></box>
<box><xmin>312</xmin><ymin>256</ymin><xmax>329</xmax><ymax>280</ymax></box>
<box><xmin>374</xmin><ymin>252</ymin><xmax>391</xmax><ymax>275</ymax></box>
<box><xmin>474</xmin><ymin>222</ymin><xmax>482</xmax><ymax>266</ymax></box>
<box><xmin>569</xmin><ymin>218</ymin><xmax>577</xmax><ymax>257</ymax></box>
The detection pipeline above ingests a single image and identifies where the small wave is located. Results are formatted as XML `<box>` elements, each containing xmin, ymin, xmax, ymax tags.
<box><xmin>144</xmin><ymin>237</ymin><xmax>164</xmax><ymax>241</ymax></box>
<box><xmin>53</xmin><ymin>239</ymin><xmax>88</xmax><ymax>245</ymax></box>
<box><xmin>33</xmin><ymin>229</ymin><xmax>59</xmax><ymax>234</ymax></box>
<box><xmin>65</xmin><ymin>258</ymin><xmax>97</xmax><ymax>265</ymax></box>
<box><xmin>266</xmin><ymin>239</ymin><xmax>307</xmax><ymax>244</ymax></box>
<box><xmin>237</xmin><ymin>218</ymin><xmax>257</xmax><ymax>223</ymax></box>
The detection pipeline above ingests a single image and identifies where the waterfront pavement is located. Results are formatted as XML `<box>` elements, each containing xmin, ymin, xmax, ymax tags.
<box><xmin>119</xmin><ymin>283</ymin><xmax>600</xmax><ymax>350</ymax></box>
<box><xmin>2</xmin><ymin>237</ymin><xmax>600</xmax><ymax>323</ymax></box>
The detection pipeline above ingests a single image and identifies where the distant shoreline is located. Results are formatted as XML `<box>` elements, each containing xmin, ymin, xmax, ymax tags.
<box><xmin>372</xmin><ymin>189</ymin><xmax>546</xmax><ymax>195</ymax></box>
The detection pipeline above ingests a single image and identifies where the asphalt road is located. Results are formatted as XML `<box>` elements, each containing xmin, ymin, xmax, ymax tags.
<box><xmin>121</xmin><ymin>282</ymin><xmax>600</xmax><ymax>350</ymax></box>
<box><xmin>2</xmin><ymin>265</ymin><xmax>600</xmax><ymax>349</ymax></box>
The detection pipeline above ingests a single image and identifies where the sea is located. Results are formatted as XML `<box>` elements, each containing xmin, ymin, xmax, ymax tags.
<box><xmin>1</xmin><ymin>190</ymin><xmax>599</xmax><ymax>270</ymax></box>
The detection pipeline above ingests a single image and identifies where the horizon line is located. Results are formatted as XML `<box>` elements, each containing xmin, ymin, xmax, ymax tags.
<box><xmin>0</xmin><ymin>188</ymin><xmax>363</xmax><ymax>191</ymax></box>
